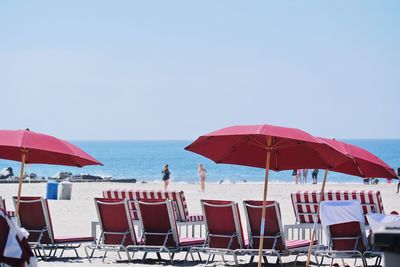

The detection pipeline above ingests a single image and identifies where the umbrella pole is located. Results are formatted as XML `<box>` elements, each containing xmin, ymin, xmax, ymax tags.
<box><xmin>15</xmin><ymin>153</ymin><xmax>27</xmax><ymax>215</ymax></box>
<box><xmin>257</xmin><ymin>151</ymin><xmax>271</xmax><ymax>267</ymax></box>
<box><xmin>305</xmin><ymin>169</ymin><xmax>329</xmax><ymax>267</ymax></box>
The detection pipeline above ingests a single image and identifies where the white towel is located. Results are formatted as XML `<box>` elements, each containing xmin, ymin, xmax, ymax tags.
<box><xmin>367</xmin><ymin>213</ymin><xmax>400</xmax><ymax>233</ymax></box>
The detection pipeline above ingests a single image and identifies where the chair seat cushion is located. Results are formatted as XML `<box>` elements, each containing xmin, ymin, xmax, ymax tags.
<box><xmin>179</xmin><ymin>237</ymin><xmax>205</xmax><ymax>246</ymax></box>
<box><xmin>286</xmin><ymin>239</ymin><xmax>317</xmax><ymax>250</ymax></box>
<box><xmin>54</xmin><ymin>236</ymin><xmax>95</xmax><ymax>243</ymax></box>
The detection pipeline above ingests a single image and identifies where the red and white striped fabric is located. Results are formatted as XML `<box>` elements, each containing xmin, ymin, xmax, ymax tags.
<box><xmin>291</xmin><ymin>190</ymin><xmax>385</xmax><ymax>224</ymax></box>
<box><xmin>103</xmin><ymin>189</ymin><xmax>204</xmax><ymax>222</ymax></box>
<box><xmin>0</xmin><ymin>209</ymin><xmax>37</xmax><ymax>267</ymax></box>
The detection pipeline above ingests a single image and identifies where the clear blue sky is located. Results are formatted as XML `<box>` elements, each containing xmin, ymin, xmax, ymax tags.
<box><xmin>1</xmin><ymin>1</ymin><xmax>399</xmax><ymax>140</ymax></box>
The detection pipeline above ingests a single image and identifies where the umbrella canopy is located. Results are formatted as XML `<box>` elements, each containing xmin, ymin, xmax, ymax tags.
<box><xmin>185</xmin><ymin>124</ymin><xmax>348</xmax><ymax>170</ymax></box>
<box><xmin>0</xmin><ymin>129</ymin><xmax>102</xmax><ymax>167</ymax></box>
<box><xmin>303</xmin><ymin>137</ymin><xmax>396</xmax><ymax>267</ymax></box>
<box><xmin>318</xmin><ymin>137</ymin><xmax>397</xmax><ymax>179</ymax></box>
<box><xmin>185</xmin><ymin>124</ymin><xmax>355</xmax><ymax>267</ymax></box>
<box><xmin>0</xmin><ymin>129</ymin><xmax>102</xmax><ymax>214</ymax></box>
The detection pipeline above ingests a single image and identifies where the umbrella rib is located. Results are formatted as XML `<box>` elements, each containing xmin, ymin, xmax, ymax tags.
<box><xmin>247</xmin><ymin>136</ymin><xmax>287</xmax><ymax>150</ymax></box>
<box><xmin>351</xmin><ymin>157</ymin><xmax>365</xmax><ymax>177</ymax></box>
<box><xmin>216</xmin><ymin>135</ymin><xmax>258</xmax><ymax>163</ymax></box>
<box><xmin>307</xmin><ymin>145</ymin><xmax>334</xmax><ymax>170</ymax></box>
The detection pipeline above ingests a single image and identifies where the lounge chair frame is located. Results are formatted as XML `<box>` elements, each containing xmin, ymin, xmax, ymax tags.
<box><xmin>13</xmin><ymin>197</ymin><xmax>93</xmax><ymax>260</ymax></box>
<box><xmin>237</xmin><ymin>200</ymin><xmax>322</xmax><ymax>267</ymax></box>
<box><xmin>315</xmin><ymin>201</ymin><xmax>382</xmax><ymax>267</ymax></box>
<box><xmin>128</xmin><ymin>199</ymin><xmax>201</xmax><ymax>264</ymax></box>
<box><xmin>84</xmin><ymin>198</ymin><xmax>138</xmax><ymax>262</ymax></box>
<box><xmin>315</xmin><ymin>221</ymin><xmax>381</xmax><ymax>267</ymax></box>
<box><xmin>191</xmin><ymin>200</ymin><xmax>244</xmax><ymax>266</ymax></box>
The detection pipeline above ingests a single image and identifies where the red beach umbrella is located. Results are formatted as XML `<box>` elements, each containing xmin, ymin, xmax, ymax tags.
<box><xmin>0</xmin><ymin>129</ymin><xmax>103</xmax><ymax>212</ymax></box>
<box><xmin>185</xmin><ymin>125</ymin><xmax>348</xmax><ymax>171</ymax></box>
<box><xmin>185</xmin><ymin>124</ymin><xmax>350</xmax><ymax>266</ymax></box>
<box><xmin>303</xmin><ymin>137</ymin><xmax>397</xmax><ymax>266</ymax></box>
<box><xmin>318</xmin><ymin>137</ymin><xmax>396</xmax><ymax>178</ymax></box>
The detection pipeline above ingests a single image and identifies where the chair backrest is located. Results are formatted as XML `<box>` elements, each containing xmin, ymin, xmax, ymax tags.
<box><xmin>201</xmin><ymin>200</ymin><xmax>245</xmax><ymax>250</ymax></box>
<box><xmin>13</xmin><ymin>196</ymin><xmax>54</xmax><ymax>244</ymax></box>
<box><xmin>291</xmin><ymin>190</ymin><xmax>384</xmax><ymax>224</ymax></box>
<box><xmin>136</xmin><ymin>199</ymin><xmax>179</xmax><ymax>248</ymax></box>
<box><xmin>243</xmin><ymin>200</ymin><xmax>287</xmax><ymax>251</ymax></box>
<box><xmin>94</xmin><ymin>198</ymin><xmax>137</xmax><ymax>246</ymax></box>
<box><xmin>320</xmin><ymin>200</ymin><xmax>368</xmax><ymax>252</ymax></box>
<box><xmin>103</xmin><ymin>190</ymin><xmax>189</xmax><ymax>222</ymax></box>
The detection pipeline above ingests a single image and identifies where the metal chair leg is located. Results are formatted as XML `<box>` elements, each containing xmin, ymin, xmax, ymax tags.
<box><xmin>102</xmin><ymin>250</ymin><xmax>107</xmax><ymax>262</ymax></box>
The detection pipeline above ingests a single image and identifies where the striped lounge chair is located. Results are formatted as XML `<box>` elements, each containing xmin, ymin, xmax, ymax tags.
<box><xmin>291</xmin><ymin>190</ymin><xmax>384</xmax><ymax>224</ymax></box>
<box><xmin>102</xmin><ymin>190</ymin><xmax>204</xmax><ymax>237</ymax></box>
<box><xmin>285</xmin><ymin>190</ymin><xmax>385</xmax><ymax>243</ymax></box>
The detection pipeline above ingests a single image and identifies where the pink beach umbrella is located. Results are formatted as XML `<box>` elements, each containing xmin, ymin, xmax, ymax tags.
<box><xmin>185</xmin><ymin>124</ymin><xmax>353</xmax><ymax>267</ymax></box>
<box><xmin>0</xmin><ymin>129</ymin><xmax>103</xmax><ymax>213</ymax></box>
<box><xmin>304</xmin><ymin>137</ymin><xmax>397</xmax><ymax>267</ymax></box>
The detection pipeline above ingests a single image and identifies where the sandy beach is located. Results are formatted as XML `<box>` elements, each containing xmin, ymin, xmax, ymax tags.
<box><xmin>1</xmin><ymin>181</ymin><xmax>398</xmax><ymax>266</ymax></box>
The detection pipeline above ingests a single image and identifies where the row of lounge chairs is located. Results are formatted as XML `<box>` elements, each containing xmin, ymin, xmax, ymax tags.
<box><xmin>1</xmin><ymin>189</ymin><xmax>393</xmax><ymax>266</ymax></box>
<box><xmin>87</xmin><ymin>198</ymin><xmax>318</xmax><ymax>265</ymax></box>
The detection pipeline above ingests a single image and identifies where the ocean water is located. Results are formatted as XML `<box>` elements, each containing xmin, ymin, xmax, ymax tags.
<box><xmin>0</xmin><ymin>139</ymin><xmax>399</xmax><ymax>183</ymax></box>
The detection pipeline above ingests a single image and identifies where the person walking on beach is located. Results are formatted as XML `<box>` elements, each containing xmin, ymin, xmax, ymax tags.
<box><xmin>162</xmin><ymin>164</ymin><xmax>170</xmax><ymax>191</ymax></box>
<box><xmin>292</xmin><ymin>169</ymin><xmax>298</xmax><ymax>184</ymax></box>
<box><xmin>312</xmin><ymin>169</ymin><xmax>319</xmax><ymax>184</ymax></box>
<box><xmin>198</xmin><ymin>163</ymin><xmax>207</xmax><ymax>192</ymax></box>
<box><xmin>397</xmin><ymin>167</ymin><xmax>400</xmax><ymax>193</ymax></box>
<box><xmin>302</xmin><ymin>169</ymin><xmax>308</xmax><ymax>184</ymax></box>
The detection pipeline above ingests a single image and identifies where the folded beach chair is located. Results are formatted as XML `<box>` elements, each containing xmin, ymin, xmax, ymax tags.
<box><xmin>13</xmin><ymin>196</ymin><xmax>95</xmax><ymax>260</ymax></box>
<box><xmin>237</xmin><ymin>200</ymin><xmax>319</xmax><ymax>266</ymax></box>
<box><xmin>85</xmin><ymin>198</ymin><xmax>140</xmax><ymax>262</ymax></box>
<box><xmin>191</xmin><ymin>199</ymin><xmax>245</xmax><ymax>266</ymax></box>
<box><xmin>315</xmin><ymin>200</ymin><xmax>381</xmax><ymax>267</ymax></box>
<box><xmin>0</xmin><ymin>209</ymin><xmax>37</xmax><ymax>267</ymax></box>
<box><xmin>129</xmin><ymin>199</ymin><xmax>204</xmax><ymax>263</ymax></box>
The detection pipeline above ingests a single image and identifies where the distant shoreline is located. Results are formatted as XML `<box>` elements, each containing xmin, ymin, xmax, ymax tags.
<box><xmin>0</xmin><ymin>179</ymin><xmax>390</xmax><ymax>185</ymax></box>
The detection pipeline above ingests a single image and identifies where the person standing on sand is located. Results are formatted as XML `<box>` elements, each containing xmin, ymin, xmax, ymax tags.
<box><xmin>162</xmin><ymin>164</ymin><xmax>170</xmax><ymax>191</ymax></box>
<box><xmin>198</xmin><ymin>163</ymin><xmax>207</xmax><ymax>192</ymax></box>
<box><xmin>312</xmin><ymin>169</ymin><xmax>319</xmax><ymax>184</ymax></box>
<box><xmin>302</xmin><ymin>169</ymin><xmax>308</xmax><ymax>184</ymax></box>
<box><xmin>297</xmin><ymin>169</ymin><xmax>302</xmax><ymax>184</ymax></box>
<box><xmin>397</xmin><ymin>167</ymin><xmax>400</xmax><ymax>193</ymax></box>
<box><xmin>292</xmin><ymin>169</ymin><xmax>298</xmax><ymax>184</ymax></box>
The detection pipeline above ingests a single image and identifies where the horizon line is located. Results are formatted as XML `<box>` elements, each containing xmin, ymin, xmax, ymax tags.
<box><xmin>69</xmin><ymin>137</ymin><xmax>400</xmax><ymax>142</ymax></box>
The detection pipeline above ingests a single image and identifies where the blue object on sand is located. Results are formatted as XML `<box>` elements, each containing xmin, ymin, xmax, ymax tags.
<box><xmin>46</xmin><ymin>180</ymin><xmax>59</xmax><ymax>200</ymax></box>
